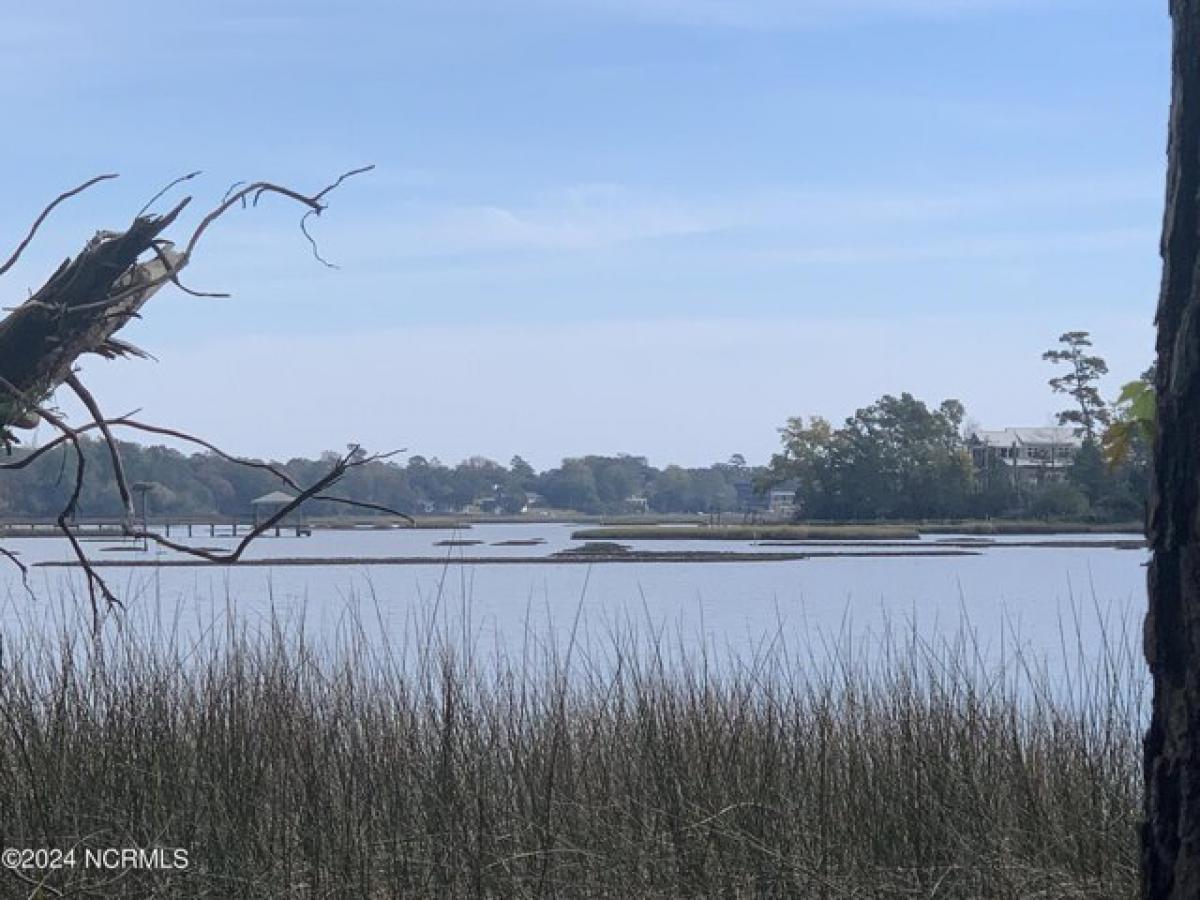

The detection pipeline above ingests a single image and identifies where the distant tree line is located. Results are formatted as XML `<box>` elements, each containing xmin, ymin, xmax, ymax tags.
<box><xmin>758</xmin><ymin>331</ymin><xmax>1151</xmax><ymax>522</ymax></box>
<box><xmin>0</xmin><ymin>331</ymin><xmax>1151</xmax><ymax>522</ymax></box>
<box><xmin>0</xmin><ymin>440</ymin><xmax>763</xmax><ymax>519</ymax></box>
<box><xmin>759</xmin><ymin>391</ymin><xmax>1147</xmax><ymax>522</ymax></box>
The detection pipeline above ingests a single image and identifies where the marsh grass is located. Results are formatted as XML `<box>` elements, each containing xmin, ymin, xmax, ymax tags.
<box><xmin>914</xmin><ymin>521</ymin><xmax>1143</xmax><ymax>536</ymax></box>
<box><xmin>574</xmin><ymin>522</ymin><xmax>1144</xmax><ymax>541</ymax></box>
<box><xmin>571</xmin><ymin>525</ymin><xmax>922</xmax><ymax>541</ymax></box>
<box><xmin>0</xmin><ymin>594</ymin><xmax>1144</xmax><ymax>898</ymax></box>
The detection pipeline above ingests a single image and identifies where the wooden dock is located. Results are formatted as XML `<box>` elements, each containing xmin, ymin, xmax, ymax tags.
<box><xmin>0</xmin><ymin>517</ymin><xmax>311</xmax><ymax>539</ymax></box>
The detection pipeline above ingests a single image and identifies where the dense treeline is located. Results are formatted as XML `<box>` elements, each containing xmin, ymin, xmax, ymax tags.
<box><xmin>0</xmin><ymin>332</ymin><xmax>1153</xmax><ymax>521</ymax></box>
<box><xmin>762</xmin><ymin>395</ymin><xmax>973</xmax><ymax>520</ymax></box>
<box><xmin>0</xmin><ymin>438</ymin><xmax>762</xmax><ymax>519</ymax></box>
<box><xmin>754</xmin><ymin>331</ymin><xmax>1151</xmax><ymax>522</ymax></box>
<box><xmin>759</xmin><ymin>392</ymin><xmax>1148</xmax><ymax>521</ymax></box>
<box><xmin>0</xmin><ymin>401</ymin><xmax>1147</xmax><ymax>521</ymax></box>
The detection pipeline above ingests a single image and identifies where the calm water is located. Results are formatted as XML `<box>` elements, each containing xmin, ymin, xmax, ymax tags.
<box><xmin>0</xmin><ymin>523</ymin><xmax>1148</xmax><ymax>678</ymax></box>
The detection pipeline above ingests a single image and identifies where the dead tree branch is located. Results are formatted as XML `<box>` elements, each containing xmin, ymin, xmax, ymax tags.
<box><xmin>121</xmin><ymin>447</ymin><xmax>383</xmax><ymax>564</ymax></box>
<box><xmin>0</xmin><ymin>167</ymin><xmax>388</xmax><ymax>626</ymax></box>
<box><xmin>0</xmin><ymin>375</ymin><xmax>119</xmax><ymax>628</ymax></box>
<box><xmin>64</xmin><ymin>373</ymin><xmax>135</xmax><ymax>527</ymax></box>
<box><xmin>0</xmin><ymin>165</ymin><xmax>374</xmax><ymax>440</ymax></box>
<box><xmin>0</xmin><ymin>174</ymin><xmax>118</xmax><ymax>278</ymax></box>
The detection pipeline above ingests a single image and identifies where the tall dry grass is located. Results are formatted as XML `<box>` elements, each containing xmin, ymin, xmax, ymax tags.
<box><xmin>0</xmin><ymin>595</ymin><xmax>1143</xmax><ymax>898</ymax></box>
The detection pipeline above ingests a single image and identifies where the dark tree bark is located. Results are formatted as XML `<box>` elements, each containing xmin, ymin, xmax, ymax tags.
<box><xmin>0</xmin><ymin>206</ymin><xmax>184</xmax><ymax>434</ymax></box>
<box><xmin>1144</xmin><ymin>2</ymin><xmax>1200</xmax><ymax>896</ymax></box>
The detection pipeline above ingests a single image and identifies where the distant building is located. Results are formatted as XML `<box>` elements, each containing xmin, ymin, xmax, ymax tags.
<box><xmin>250</xmin><ymin>490</ymin><xmax>309</xmax><ymax>534</ymax></box>
<box><xmin>464</xmin><ymin>482</ymin><xmax>509</xmax><ymax>515</ymax></box>
<box><xmin>250</xmin><ymin>490</ymin><xmax>298</xmax><ymax>526</ymax></box>
<box><xmin>463</xmin><ymin>493</ymin><xmax>502</xmax><ymax>515</ymax></box>
<box><xmin>768</xmin><ymin>490</ymin><xmax>796</xmax><ymax>516</ymax></box>
<box><xmin>735</xmin><ymin>480</ymin><xmax>769</xmax><ymax>512</ymax></box>
<box><xmin>967</xmin><ymin>426</ymin><xmax>1083</xmax><ymax>486</ymax></box>
<box><xmin>623</xmin><ymin>495</ymin><xmax>649</xmax><ymax>514</ymax></box>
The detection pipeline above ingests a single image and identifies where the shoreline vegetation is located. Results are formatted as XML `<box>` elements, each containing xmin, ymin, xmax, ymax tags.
<box><xmin>0</xmin><ymin>601</ymin><xmax>1141</xmax><ymax>898</ymax></box>
<box><xmin>35</xmin><ymin>547</ymin><xmax>995</xmax><ymax>567</ymax></box>
<box><xmin>3</xmin><ymin>516</ymin><xmax>1142</xmax><ymax>538</ymax></box>
<box><xmin>18</xmin><ymin>521</ymin><xmax>1146</xmax><ymax>568</ymax></box>
<box><xmin>0</xmin><ymin>386</ymin><xmax>1148</xmax><ymax>529</ymax></box>
<box><xmin>571</xmin><ymin>521</ymin><xmax>1145</xmax><ymax>540</ymax></box>
<box><xmin>35</xmin><ymin>551</ymin><xmax>816</xmax><ymax>567</ymax></box>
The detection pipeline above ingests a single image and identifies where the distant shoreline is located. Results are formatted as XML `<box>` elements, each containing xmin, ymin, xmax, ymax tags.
<box><xmin>572</xmin><ymin>521</ymin><xmax>1145</xmax><ymax>541</ymax></box>
<box><xmin>35</xmin><ymin>548</ymin><xmax>1004</xmax><ymax>568</ymax></box>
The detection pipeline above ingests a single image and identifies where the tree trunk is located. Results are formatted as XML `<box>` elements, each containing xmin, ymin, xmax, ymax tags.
<box><xmin>0</xmin><ymin>208</ymin><xmax>183</xmax><ymax>434</ymax></box>
<box><xmin>1144</xmin><ymin>2</ymin><xmax>1200</xmax><ymax>896</ymax></box>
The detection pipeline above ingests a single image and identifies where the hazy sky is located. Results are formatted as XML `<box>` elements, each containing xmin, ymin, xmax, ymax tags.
<box><xmin>1</xmin><ymin>0</ymin><xmax>1168</xmax><ymax>468</ymax></box>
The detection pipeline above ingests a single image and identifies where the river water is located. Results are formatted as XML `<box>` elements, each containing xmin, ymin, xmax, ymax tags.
<box><xmin>0</xmin><ymin>524</ymin><xmax>1148</xmax><ymax>687</ymax></box>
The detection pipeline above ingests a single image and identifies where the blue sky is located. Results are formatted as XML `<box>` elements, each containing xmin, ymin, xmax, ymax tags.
<box><xmin>1</xmin><ymin>0</ymin><xmax>1170</xmax><ymax>467</ymax></box>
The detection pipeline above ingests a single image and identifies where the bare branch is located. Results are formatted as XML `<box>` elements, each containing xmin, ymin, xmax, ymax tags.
<box><xmin>221</xmin><ymin>181</ymin><xmax>247</xmax><ymax>203</ymax></box>
<box><xmin>0</xmin><ymin>376</ymin><xmax>119</xmax><ymax>630</ymax></box>
<box><xmin>147</xmin><ymin>241</ymin><xmax>230</xmax><ymax>299</ymax></box>
<box><xmin>311</xmin><ymin>494</ymin><xmax>415</xmax><ymax>523</ymax></box>
<box><xmin>0</xmin><ymin>547</ymin><xmax>34</xmax><ymax>602</ymax></box>
<box><xmin>112</xmin><ymin>419</ymin><xmax>302</xmax><ymax>489</ymax></box>
<box><xmin>300</xmin><ymin>210</ymin><xmax>337</xmax><ymax>268</ymax></box>
<box><xmin>0</xmin><ymin>167</ymin><xmax>382</xmax><ymax>624</ymax></box>
<box><xmin>0</xmin><ymin>413</ymin><xmax>139</xmax><ymax>470</ymax></box>
<box><xmin>311</xmin><ymin>165</ymin><xmax>375</xmax><ymax>203</ymax></box>
<box><xmin>0</xmin><ymin>173</ymin><xmax>118</xmax><ymax>278</ymax></box>
<box><xmin>126</xmin><ymin>447</ymin><xmax>377</xmax><ymax>564</ymax></box>
<box><xmin>0</xmin><ymin>414</ymin><xmax>300</xmax><ymax>488</ymax></box>
<box><xmin>65</xmin><ymin>373</ymin><xmax>135</xmax><ymax>527</ymax></box>
<box><xmin>181</xmin><ymin>165</ymin><xmax>374</xmax><ymax>262</ymax></box>
<box><xmin>137</xmin><ymin>170</ymin><xmax>201</xmax><ymax>218</ymax></box>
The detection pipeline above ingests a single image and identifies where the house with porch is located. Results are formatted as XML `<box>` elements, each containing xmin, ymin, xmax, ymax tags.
<box><xmin>966</xmin><ymin>426</ymin><xmax>1083</xmax><ymax>487</ymax></box>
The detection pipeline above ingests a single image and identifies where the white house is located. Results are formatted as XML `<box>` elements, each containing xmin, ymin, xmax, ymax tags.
<box><xmin>768</xmin><ymin>490</ymin><xmax>796</xmax><ymax>516</ymax></box>
<box><xmin>967</xmin><ymin>426</ymin><xmax>1083</xmax><ymax>486</ymax></box>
